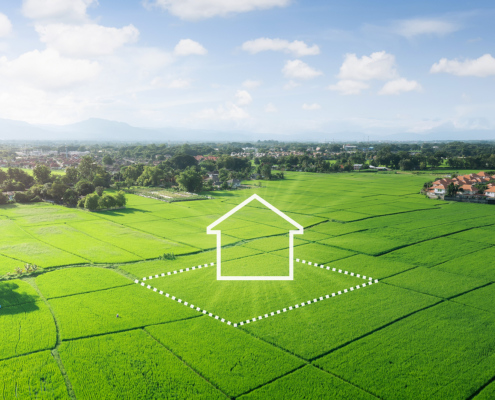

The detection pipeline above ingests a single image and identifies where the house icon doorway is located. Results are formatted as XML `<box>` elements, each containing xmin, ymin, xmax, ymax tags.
<box><xmin>207</xmin><ymin>194</ymin><xmax>304</xmax><ymax>281</ymax></box>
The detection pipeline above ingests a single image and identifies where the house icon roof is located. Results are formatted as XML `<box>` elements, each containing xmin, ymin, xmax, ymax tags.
<box><xmin>207</xmin><ymin>194</ymin><xmax>304</xmax><ymax>281</ymax></box>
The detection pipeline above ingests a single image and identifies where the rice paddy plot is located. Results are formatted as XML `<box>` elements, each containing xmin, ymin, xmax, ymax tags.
<box><xmin>0</xmin><ymin>279</ymin><xmax>40</xmax><ymax>306</ymax></box>
<box><xmin>173</xmin><ymin>232</ymin><xmax>238</xmax><ymax>250</ymax></box>
<box><xmin>243</xmin><ymin>283</ymin><xmax>438</xmax><ymax>360</ymax></box>
<box><xmin>223</xmin><ymin>224</ymin><xmax>289</xmax><ymax>240</ymax></box>
<box><xmin>238</xmin><ymin>365</ymin><xmax>375</xmax><ymax>400</ymax></box>
<box><xmin>26</xmin><ymin>224</ymin><xmax>140</xmax><ymax>263</ymax></box>
<box><xmin>383</xmin><ymin>267</ymin><xmax>489</xmax><ymax>298</ymax></box>
<box><xmin>452</xmin><ymin>284</ymin><xmax>495</xmax><ymax>314</ymax></box>
<box><xmin>319</xmin><ymin>232</ymin><xmax>405</xmax><ymax>256</ymax></box>
<box><xmin>326</xmin><ymin>254</ymin><xmax>415</xmax><ymax>280</ymax></box>
<box><xmin>146</xmin><ymin>317</ymin><xmax>304</xmax><ymax>398</ymax></box>
<box><xmin>95</xmin><ymin>207</ymin><xmax>163</xmax><ymax>224</ymax></box>
<box><xmin>151</xmin><ymin>261</ymin><xmax>366</xmax><ymax>323</ymax></box>
<box><xmin>309</xmin><ymin>221</ymin><xmax>366</xmax><ymax>237</ymax></box>
<box><xmin>0</xmin><ymin>301</ymin><xmax>56</xmax><ymax>360</ymax></box>
<box><xmin>243</xmin><ymin>235</ymin><xmax>307</xmax><ymax>252</ymax></box>
<box><xmin>380</xmin><ymin>237</ymin><xmax>490</xmax><ymax>268</ymax></box>
<box><xmin>272</xmin><ymin>242</ymin><xmax>356</xmax><ymax>264</ymax></box>
<box><xmin>49</xmin><ymin>285</ymin><xmax>197</xmax><ymax>339</ymax></box>
<box><xmin>0</xmin><ymin>351</ymin><xmax>69</xmax><ymax>399</ymax></box>
<box><xmin>448</xmin><ymin>227</ymin><xmax>495</xmax><ymax>245</ymax></box>
<box><xmin>69</xmin><ymin>220</ymin><xmax>197</xmax><ymax>259</ymax></box>
<box><xmin>315</xmin><ymin>210</ymin><xmax>371</xmax><ymax>222</ymax></box>
<box><xmin>433</xmin><ymin>247</ymin><xmax>495</xmax><ymax>282</ymax></box>
<box><xmin>0</xmin><ymin>253</ymin><xmax>26</xmax><ymax>276</ymax></box>
<box><xmin>128</xmin><ymin>218</ymin><xmax>204</xmax><ymax>239</ymax></box>
<box><xmin>221</xmin><ymin>253</ymin><xmax>289</xmax><ymax>277</ymax></box>
<box><xmin>36</xmin><ymin>267</ymin><xmax>132</xmax><ymax>299</ymax></box>
<box><xmin>315</xmin><ymin>302</ymin><xmax>495</xmax><ymax>400</ymax></box>
<box><xmin>58</xmin><ymin>330</ymin><xmax>225</xmax><ymax>400</ymax></box>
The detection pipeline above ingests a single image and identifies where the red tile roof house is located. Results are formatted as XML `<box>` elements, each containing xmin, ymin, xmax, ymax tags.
<box><xmin>485</xmin><ymin>187</ymin><xmax>495</xmax><ymax>198</ymax></box>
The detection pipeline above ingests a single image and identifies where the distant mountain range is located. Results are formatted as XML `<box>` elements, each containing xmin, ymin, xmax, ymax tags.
<box><xmin>0</xmin><ymin>117</ymin><xmax>493</xmax><ymax>143</ymax></box>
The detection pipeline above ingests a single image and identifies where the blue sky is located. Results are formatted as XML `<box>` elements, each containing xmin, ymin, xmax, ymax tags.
<box><xmin>0</xmin><ymin>0</ymin><xmax>494</xmax><ymax>139</ymax></box>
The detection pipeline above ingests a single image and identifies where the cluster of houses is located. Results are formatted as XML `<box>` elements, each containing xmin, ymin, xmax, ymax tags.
<box><xmin>429</xmin><ymin>171</ymin><xmax>495</xmax><ymax>198</ymax></box>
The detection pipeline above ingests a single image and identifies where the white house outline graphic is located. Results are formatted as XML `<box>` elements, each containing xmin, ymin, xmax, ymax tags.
<box><xmin>207</xmin><ymin>194</ymin><xmax>304</xmax><ymax>281</ymax></box>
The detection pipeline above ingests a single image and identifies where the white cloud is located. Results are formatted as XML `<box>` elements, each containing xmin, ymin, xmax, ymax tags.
<box><xmin>22</xmin><ymin>0</ymin><xmax>97</xmax><ymax>22</ymax></box>
<box><xmin>35</xmin><ymin>23</ymin><xmax>139</xmax><ymax>57</ymax></box>
<box><xmin>0</xmin><ymin>13</ymin><xmax>13</xmax><ymax>37</ymax></box>
<box><xmin>337</xmin><ymin>51</ymin><xmax>398</xmax><ymax>81</ymax></box>
<box><xmin>146</xmin><ymin>0</ymin><xmax>291</xmax><ymax>21</ymax></box>
<box><xmin>328</xmin><ymin>80</ymin><xmax>369</xmax><ymax>95</ymax></box>
<box><xmin>264</xmin><ymin>102</ymin><xmax>277</xmax><ymax>112</ymax></box>
<box><xmin>241</xmin><ymin>38</ymin><xmax>319</xmax><ymax>56</ymax></box>
<box><xmin>283</xmin><ymin>80</ymin><xmax>300</xmax><ymax>90</ymax></box>
<box><xmin>0</xmin><ymin>49</ymin><xmax>100</xmax><ymax>90</ymax></box>
<box><xmin>235</xmin><ymin>90</ymin><xmax>252</xmax><ymax>105</ymax></box>
<box><xmin>169</xmin><ymin>78</ymin><xmax>191</xmax><ymax>88</ymax></box>
<box><xmin>282</xmin><ymin>59</ymin><xmax>323</xmax><ymax>80</ymax></box>
<box><xmin>195</xmin><ymin>102</ymin><xmax>249</xmax><ymax>120</ymax></box>
<box><xmin>174</xmin><ymin>39</ymin><xmax>207</xmax><ymax>56</ymax></box>
<box><xmin>394</xmin><ymin>18</ymin><xmax>459</xmax><ymax>38</ymax></box>
<box><xmin>378</xmin><ymin>78</ymin><xmax>422</xmax><ymax>95</ymax></box>
<box><xmin>430</xmin><ymin>54</ymin><xmax>495</xmax><ymax>77</ymax></box>
<box><xmin>302</xmin><ymin>103</ymin><xmax>321</xmax><ymax>110</ymax></box>
<box><xmin>242</xmin><ymin>79</ymin><xmax>261</xmax><ymax>88</ymax></box>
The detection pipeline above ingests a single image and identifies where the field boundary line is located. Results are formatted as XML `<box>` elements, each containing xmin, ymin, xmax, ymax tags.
<box><xmin>142</xmin><ymin>326</ymin><xmax>231</xmax><ymax>400</ymax></box>
<box><xmin>22</xmin><ymin>277</ymin><xmax>77</xmax><ymax>400</ymax></box>
<box><xmin>66</xmin><ymin>222</ymin><xmax>146</xmax><ymax>261</ymax></box>
<box><xmin>45</xmin><ymin>282</ymin><xmax>135</xmax><ymax>300</ymax></box>
<box><xmin>16</xmin><ymin>224</ymin><xmax>93</xmax><ymax>263</ymax></box>
<box><xmin>135</xmin><ymin>258</ymin><xmax>378</xmax><ymax>329</ymax></box>
<box><xmin>309</xmin><ymin>300</ymin><xmax>444</xmax><ymax>362</ymax></box>
<box><xmin>469</xmin><ymin>373</ymin><xmax>495</xmax><ymax>400</ymax></box>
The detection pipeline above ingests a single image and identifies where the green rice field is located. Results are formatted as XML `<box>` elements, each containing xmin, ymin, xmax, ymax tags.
<box><xmin>1</xmin><ymin>171</ymin><xmax>494</xmax><ymax>399</ymax></box>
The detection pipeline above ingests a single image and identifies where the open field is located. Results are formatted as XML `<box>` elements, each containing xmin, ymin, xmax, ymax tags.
<box><xmin>1</xmin><ymin>171</ymin><xmax>495</xmax><ymax>399</ymax></box>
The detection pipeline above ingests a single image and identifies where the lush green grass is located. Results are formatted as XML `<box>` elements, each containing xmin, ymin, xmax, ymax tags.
<box><xmin>315</xmin><ymin>302</ymin><xmax>495</xmax><ymax>400</ymax></box>
<box><xmin>152</xmin><ymin>261</ymin><xmax>385</xmax><ymax>323</ymax></box>
<box><xmin>146</xmin><ymin>317</ymin><xmax>304</xmax><ymax>397</ymax></box>
<box><xmin>26</xmin><ymin>224</ymin><xmax>140</xmax><ymax>263</ymax></box>
<box><xmin>433</xmin><ymin>247</ymin><xmax>495</xmax><ymax>282</ymax></box>
<box><xmin>0</xmin><ymin>351</ymin><xmax>69</xmax><ymax>399</ymax></box>
<box><xmin>326</xmin><ymin>254</ymin><xmax>415</xmax><ymax>279</ymax></box>
<box><xmin>0</xmin><ymin>301</ymin><xmax>57</xmax><ymax>360</ymax></box>
<box><xmin>272</xmin><ymin>242</ymin><xmax>355</xmax><ymax>264</ymax></box>
<box><xmin>59</xmin><ymin>329</ymin><xmax>226</xmax><ymax>399</ymax></box>
<box><xmin>239</xmin><ymin>365</ymin><xmax>375</xmax><ymax>400</ymax></box>
<box><xmin>243</xmin><ymin>284</ymin><xmax>438</xmax><ymax>359</ymax></box>
<box><xmin>0</xmin><ymin>279</ymin><xmax>40</xmax><ymax>306</ymax></box>
<box><xmin>452</xmin><ymin>284</ymin><xmax>495</xmax><ymax>313</ymax></box>
<box><xmin>383</xmin><ymin>267</ymin><xmax>489</xmax><ymax>298</ymax></box>
<box><xmin>49</xmin><ymin>285</ymin><xmax>197</xmax><ymax>339</ymax></box>
<box><xmin>36</xmin><ymin>267</ymin><xmax>132</xmax><ymax>299</ymax></box>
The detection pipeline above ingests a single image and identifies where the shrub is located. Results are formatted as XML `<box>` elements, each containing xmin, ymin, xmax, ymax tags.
<box><xmin>95</xmin><ymin>186</ymin><xmax>104</xmax><ymax>196</ymax></box>
<box><xmin>84</xmin><ymin>193</ymin><xmax>99</xmax><ymax>211</ymax></box>
<box><xmin>98</xmin><ymin>194</ymin><xmax>116</xmax><ymax>209</ymax></box>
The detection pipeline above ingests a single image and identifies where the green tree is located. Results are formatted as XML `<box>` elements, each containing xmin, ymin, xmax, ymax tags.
<box><xmin>0</xmin><ymin>190</ymin><xmax>8</xmax><ymax>204</ymax></box>
<box><xmin>102</xmin><ymin>154</ymin><xmax>114</xmax><ymax>165</ymax></box>
<box><xmin>136</xmin><ymin>166</ymin><xmax>163</xmax><ymax>186</ymax></box>
<box><xmin>33</xmin><ymin>164</ymin><xmax>52</xmax><ymax>184</ymax></box>
<box><xmin>261</xmin><ymin>164</ymin><xmax>272</xmax><ymax>179</ymax></box>
<box><xmin>78</xmin><ymin>156</ymin><xmax>98</xmax><ymax>181</ymax></box>
<box><xmin>75</xmin><ymin>180</ymin><xmax>95</xmax><ymax>196</ymax></box>
<box><xmin>98</xmin><ymin>194</ymin><xmax>116</xmax><ymax>209</ymax></box>
<box><xmin>0</xmin><ymin>169</ymin><xmax>7</xmax><ymax>184</ymax></box>
<box><xmin>93</xmin><ymin>174</ymin><xmax>107</xmax><ymax>188</ymax></box>
<box><xmin>114</xmin><ymin>191</ymin><xmax>127</xmax><ymax>207</ymax></box>
<box><xmin>84</xmin><ymin>193</ymin><xmax>99</xmax><ymax>211</ymax></box>
<box><xmin>63</xmin><ymin>189</ymin><xmax>78</xmax><ymax>206</ymax></box>
<box><xmin>95</xmin><ymin>186</ymin><xmax>104</xmax><ymax>196</ymax></box>
<box><xmin>176</xmin><ymin>167</ymin><xmax>203</xmax><ymax>193</ymax></box>
<box><xmin>65</xmin><ymin>167</ymin><xmax>78</xmax><ymax>185</ymax></box>
<box><xmin>48</xmin><ymin>182</ymin><xmax>68</xmax><ymax>201</ymax></box>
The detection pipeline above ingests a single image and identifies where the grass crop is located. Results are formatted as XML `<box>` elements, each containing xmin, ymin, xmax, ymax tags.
<box><xmin>27</xmin><ymin>224</ymin><xmax>140</xmax><ymax>263</ymax></box>
<box><xmin>452</xmin><ymin>284</ymin><xmax>495</xmax><ymax>313</ymax></box>
<box><xmin>433</xmin><ymin>247</ymin><xmax>495</xmax><ymax>282</ymax></box>
<box><xmin>320</xmin><ymin>232</ymin><xmax>404</xmax><ymax>255</ymax></box>
<box><xmin>383</xmin><ymin>267</ymin><xmax>489</xmax><ymax>298</ymax></box>
<box><xmin>244</xmin><ymin>284</ymin><xmax>438</xmax><ymax>359</ymax></box>
<box><xmin>36</xmin><ymin>267</ymin><xmax>132</xmax><ymax>299</ymax></box>
<box><xmin>49</xmin><ymin>285</ymin><xmax>197</xmax><ymax>339</ymax></box>
<box><xmin>0</xmin><ymin>301</ymin><xmax>56</xmax><ymax>360</ymax></box>
<box><xmin>0</xmin><ymin>351</ymin><xmax>68</xmax><ymax>399</ymax></box>
<box><xmin>238</xmin><ymin>365</ymin><xmax>375</xmax><ymax>400</ymax></box>
<box><xmin>70</xmin><ymin>220</ymin><xmax>198</xmax><ymax>259</ymax></box>
<box><xmin>59</xmin><ymin>330</ymin><xmax>225</xmax><ymax>400</ymax></box>
<box><xmin>315</xmin><ymin>302</ymin><xmax>495</xmax><ymax>400</ymax></box>
<box><xmin>243</xmin><ymin>235</ymin><xmax>306</xmax><ymax>252</ymax></box>
<box><xmin>315</xmin><ymin>210</ymin><xmax>370</xmax><ymax>222</ymax></box>
<box><xmin>146</xmin><ymin>317</ymin><xmax>304</xmax><ymax>397</ymax></box>
<box><xmin>151</xmin><ymin>261</ymin><xmax>372</xmax><ymax>323</ymax></box>
<box><xmin>325</xmin><ymin>254</ymin><xmax>415</xmax><ymax>279</ymax></box>
<box><xmin>0</xmin><ymin>279</ymin><xmax>40</xmax><ymax>306</ymax></box>
<box><xmin>448</xmin><ymin>227</ymin><xmax>495</xmax><ymax>245</ymax></box>
<box><xmin>272</xmin><ymin>242</ymin><xmax>355</xmax><ymax>264</ymax></box>
<box><xmin>222</xmin><ymin>224</ymin><xmax>288</xmax><ymax>240</ymax></box>
<box><xmin>220</xmin><ymin>253</ymin><xmax>289</xmax><ymax>277</ymax></box>
<box><xmin>380</xmin><ymin>237</ymin><xmax>489</xmax><ymax>267</ymax></box>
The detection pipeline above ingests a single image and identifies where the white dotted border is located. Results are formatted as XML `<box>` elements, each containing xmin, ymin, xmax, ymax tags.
<box><xmin>140</xmin><ymin>262</ymin><xmax>215</xmax><ymax>282</ymax></box>
<box><xmin>135</xmin><ymin>259</ymin><xmax>378</xmax><ymax>328</ymax></box>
